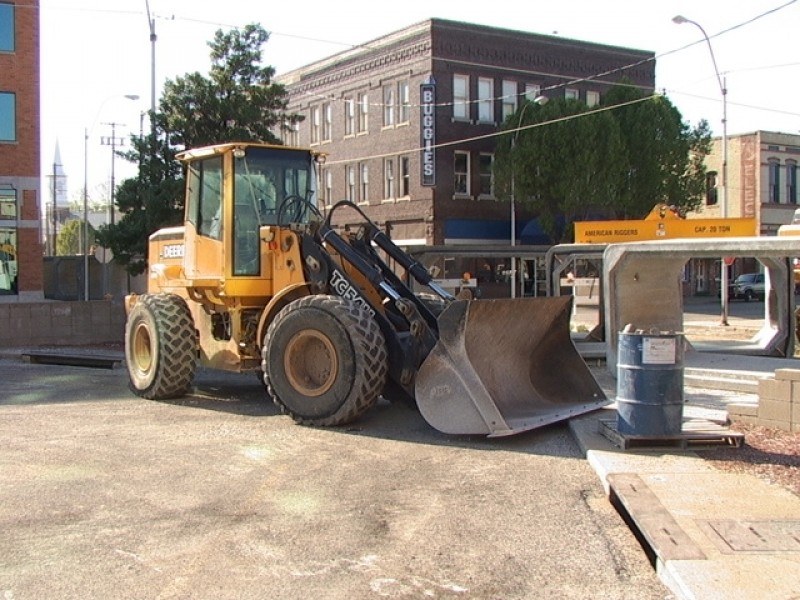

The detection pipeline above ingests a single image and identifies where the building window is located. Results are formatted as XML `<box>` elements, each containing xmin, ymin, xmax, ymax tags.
<box><xmin>399</xmin><ymin>156</ymin><xmax>410</xmax><ymax>197</ymax></box>
<box><xmin>705</xmin><ymin>171</ymin><xmax>718</xmax><ymax>205</ymax></box>
<box><xmin>454</xmin><ymin>151</ymin><xmax>470</xmax><ymax>196</ymax></box>
<box><xmin>565</xmin><ymin>88</ymin><xmax>579</xmax><ymax>100</ymax></box>
<box><xmin>383</xmin><ymin>84</ymin><xmax>395</xmax><ymax>127</ymax></box>
<box><xmin>384</xmin><ymin>158</ymin><xmax>395</xmax><ymax>199</ymax></box>
<box><xmin>0</xmin><ymin>93</ymin><xmax>15</xmax><ymax>142</ymax></box>
<box><xmin>0</xmin><ymin>226</ymin><xmax>17</xmax><ymax>295</ymax></box>
<box><xmin>324</xmin><ymin>170</ymin><xmax>333</xmax><ymax>207</ymax></box>
<box><xmin>586</xmin><ymin>91</ymin><xmax>601</xmax><ymax>107</ymax></box>
<box><xmin>453</xmin><ymin>74</ymin><xmax>469</xmax><ymax>120</ymax></box>
<box><xmin>358</xmin><ymin>93</ymin><xmax>369</xmax><ymax>133</ymax></box>
<box><xmin>344</xmin><ymin>97</ymin><xmax>355</xmax><ymax>137</ymax></box>
<box><xmin>479</xmin><ymin>153</ymin><xmax>494</xmax><ymax>197</ymax></box>
<box><xmin>0</xmin><ymin>187</ymin><xmax>16</xmax><ymax>220</ymax></box>
<box><xmin>322</xmin><ymin>102</ymin><xmax>332</xmax><ymax>142</ymax></box>
<box><xmin>525</xmin><ymin>84</ymin><xmax>541</xmax><ymax>102</ymax></box>
<box><xmin>769</xmin><ymin>159</ymin><xmax>781</xmax><ymax>203</ymax></box>
<box><xmin>501</xmin><ymin>80</ymin><xmax>517</xmax><ymax>121</ymax></box>
<box><xmin>359</xmin><ymin>163</ymin><xmax>369</xmax><ymax>203</ymax></box>
<box><xmin>283</xmin><ymin>119</ymin><xmax>299</xmax><ymax>146</ymax></box>
<box><xmin>0</xmin><ymin>3</ymin><xmax>13</xmax><ymax>52</ymax></box>
<box><xmin>398</xmin><ymin>81</ymin><xmax>410</xmax><ymax>123</ymax></box>
<box><xmin>345</xmin><ymin>165</ymin><xmax>356</xmax><ymax>201</ymax></box>
<box><xmin>310</xmin><ymin>106</ymin><xmax>320</xmax><ymax>144</ymax></box>
<box><xmin>477</xmin><ymin>77</ymin><xmax>493</xmax><ymax>123</ymax></box>
<box><xmin>316</xmin><ymin>167</ymin><xmax>324</xmax><ymax>208</ymax></box>
<box><xmin>787</xmin><ymin>160</ymin><xmax>797</xmax><ymax>205</ymax></box>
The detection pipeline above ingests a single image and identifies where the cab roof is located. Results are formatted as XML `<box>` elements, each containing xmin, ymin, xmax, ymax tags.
<box><xmin>176</xmin><ymin>142</ymin><xmax>321</xmax><ymax>163</ymax></box>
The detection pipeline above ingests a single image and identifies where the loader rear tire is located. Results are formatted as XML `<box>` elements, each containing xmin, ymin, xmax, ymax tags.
<box><xmin>262</xmin><ymin>295</ymin><xmax>388</xmax><ymax>427</ymax></box>
<box><xmin>126</xmin><ymin>294</ymin><xmax>197</xmax><ymax>400</ymax></box>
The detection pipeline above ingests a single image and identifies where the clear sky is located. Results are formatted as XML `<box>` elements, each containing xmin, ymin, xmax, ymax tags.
<box><xmin>37</xmin><ymin>0</ymin><xmax>800</xmax><ymax>205</ymax></box>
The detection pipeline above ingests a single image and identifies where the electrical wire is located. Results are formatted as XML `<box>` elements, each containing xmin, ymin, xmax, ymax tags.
<box><xmin>323</xmin><ymin>93</ymin><xmax>661</xmax><ymax>166</ymax></box>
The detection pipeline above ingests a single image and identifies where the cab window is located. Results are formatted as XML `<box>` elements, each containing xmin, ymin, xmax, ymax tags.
<box><xmin>186</xmin><ymin>157</ymin><xmax>223</xmax><ymax>240</ymax></box>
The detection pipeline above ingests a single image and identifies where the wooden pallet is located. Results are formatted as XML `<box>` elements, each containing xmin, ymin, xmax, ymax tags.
<box><xmin>599</xmin><ymin>419</ymin><xmax>744</xmax><ymax>450</ymax></box>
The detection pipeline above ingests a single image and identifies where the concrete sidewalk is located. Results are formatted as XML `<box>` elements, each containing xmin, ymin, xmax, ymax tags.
<box><xmin>579</xmin><ymin>351</ymin><xmax>800</xmax><ymax>600</ymax></box>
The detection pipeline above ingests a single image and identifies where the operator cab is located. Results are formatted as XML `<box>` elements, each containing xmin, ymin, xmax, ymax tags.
<box><xmin>180</xmin><ymin>143</ymin><xmax>322</xmax><ymax>278</ymax></box>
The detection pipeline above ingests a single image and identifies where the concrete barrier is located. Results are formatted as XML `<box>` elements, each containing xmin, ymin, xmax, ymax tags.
<box><xmin>0</xmin><ymin>300</ymin><xmax>126</xmax><ymax>348</ymax></box>
<box><xmin>603</xmin><ymin>237</ymin><xmax>797</xmax><ymax>372</ymax></box>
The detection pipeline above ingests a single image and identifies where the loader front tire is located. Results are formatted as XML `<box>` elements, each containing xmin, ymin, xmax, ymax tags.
<box><xmin>262</xmin><ymin>295</ymin><xmax>388</xmax><ymax>427</ymax></box>
<box><xmin>126</xmin><ymin>294</ymin><xmax>197</xmax><ymax>399</ymax></box>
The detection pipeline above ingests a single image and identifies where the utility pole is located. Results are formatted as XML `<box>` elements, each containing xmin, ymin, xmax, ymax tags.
<box><xmin>100</xmin><ymin>122</ymin><xmax>127</xmax><ymax>226</ymax></box>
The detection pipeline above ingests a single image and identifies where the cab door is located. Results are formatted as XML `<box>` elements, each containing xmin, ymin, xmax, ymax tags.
<box><xmin>184</xmin><ymin>156</ymin><xmax>225</xmax><ymax>280</ymax></box>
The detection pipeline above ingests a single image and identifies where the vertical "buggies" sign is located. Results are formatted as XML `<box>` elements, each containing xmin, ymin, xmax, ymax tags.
<box><xmin>420</xmin><ymin>80</ymin><xmax>436</xmax><ymax>187</ymax></box>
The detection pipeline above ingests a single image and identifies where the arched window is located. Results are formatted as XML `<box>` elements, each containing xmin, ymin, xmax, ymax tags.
<box><xmin>786</xmin><ymin>160</ymin><xmax>797</xmax><ymax>205</ymax></box>
<box><xmin>705</xmin><ymin>171</ymin><xmax>718</xmax><ymax>205</ymax></box>
<box><xmin>768</xmin><ymin>159</ymin><xmax>781</xmax><ymax>203</ymax></box>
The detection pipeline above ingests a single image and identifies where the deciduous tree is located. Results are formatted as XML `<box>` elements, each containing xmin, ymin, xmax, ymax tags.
<box><xmin>494</xmin><ymin>85</ymin><xmax>712</xmax><ymax>242</ymax></box>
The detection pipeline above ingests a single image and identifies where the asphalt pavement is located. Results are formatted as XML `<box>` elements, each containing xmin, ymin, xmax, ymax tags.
<box><xmin>0</xmin><ymin>348</ymin><xmax>669</xmax><ymax>600</ymax></box>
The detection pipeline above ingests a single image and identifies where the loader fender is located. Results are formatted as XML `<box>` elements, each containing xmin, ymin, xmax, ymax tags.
<box><xmin>256</xmin><ymin>282</ymin><xmax>314</xmax><ymax>350</ymax></box>
<box><xmin>415</xmin><ymin>296</ymin><xmax>608</xmax><ymax>437</ymax></box>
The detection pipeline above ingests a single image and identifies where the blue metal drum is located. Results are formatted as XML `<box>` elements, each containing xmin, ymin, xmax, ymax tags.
<box><xmin>616</xmin><ymin>332</ymin><xmax>684</xmax><ymax>436</ymax></box>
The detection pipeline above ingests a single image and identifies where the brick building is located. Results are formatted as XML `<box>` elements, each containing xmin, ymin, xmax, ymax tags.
<box><xmin>0</xmin><ymin>0</ymin><xmax>42</xmax><ymax>300</ymax></box>
<box><xmin>277</xmin><ymin>19</ymin><xmax>655</xmax><ymax>247</ymax></box>
<box><xmin>681</xmin><ymin>131</ymin><xmax>800</xmax><ymax>296</ymax></box>
<box><xmin>695</xmin><ymin>131</ymin><xmax>800</xmax><ymax>233</ymax></box>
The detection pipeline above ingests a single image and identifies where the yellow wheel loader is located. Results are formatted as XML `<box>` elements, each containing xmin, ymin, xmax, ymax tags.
<box><xmin>124</xmin><ymin>142</ymin><xmax>607</xmax><ymax>436</ymax></box>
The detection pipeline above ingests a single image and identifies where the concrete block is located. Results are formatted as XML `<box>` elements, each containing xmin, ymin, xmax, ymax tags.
<box><xmin>775</xmin><ymin>368</ymin><xmax>800</xmax><ymax>381</ymax></box>
<box><xmin>753</xmin><ymin>417</ymin><xmax>792</xmax><ymax>432</ymax></box>
<box><xmin>730</xmin><ymin>414</ymin><xmax>759</xmax><ymax>427</ymax></box>
<box><xmin>90</xmin><ymin>301</ymin><xmax>112</xmax><ymax>326</ymax></box>
<box><xmin>0</xmin><ymin>304</ymin><xmax>10</xmax><ymax>346</ymax></box>
<box><xmin>758</xmin><ymin>377</ymin><xmax>792</xmax><ymax>402</ymax></box>
<box><xmin>793</xmin><ymin>402</ymin><xmax>800</xmax><ymax>427</ymax></box>
<box><xmin>758</xmin><ymin>398</ymin><xmax>792</xmax><ymax>423</ymax></box>
<box><xmin>728</xmin><ymin>403</ymin><xmax>759</xmax><ymax>418</ymax></box>
<box><xmin>6</xmin><ymin>310</ymin><xmax>30</xmax><ymax>341</ymax></box>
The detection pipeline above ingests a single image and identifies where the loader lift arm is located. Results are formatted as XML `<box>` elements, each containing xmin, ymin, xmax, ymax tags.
<box><xmin>292</xmin><ymin>200</ymin><xmax>445</xmax><ymax>397</ymax></box>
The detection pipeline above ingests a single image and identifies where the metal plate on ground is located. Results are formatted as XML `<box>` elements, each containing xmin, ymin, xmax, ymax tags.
<box><xmin>607</xmin><ymin>473</ymin><xmax>707</xmax><ymax>562</ymax></box>
<box><xmin>22</xmin><ymin>352</ymin><xmax>122</xmax><ymax>369</ymax></box>
<box><xmin>699</xmin><ymin>520</ymin><xmax>800</xmax><ymax>553</ymax></box>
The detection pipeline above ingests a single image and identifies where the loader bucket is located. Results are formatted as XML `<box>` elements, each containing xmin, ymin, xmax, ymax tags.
<box><xmin>415</xmin><ymin>296</ymin><xmax>608</xmax><ymax>437</ymax></box>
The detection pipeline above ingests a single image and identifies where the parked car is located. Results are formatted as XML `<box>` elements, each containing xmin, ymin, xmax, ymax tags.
<box><xmin>728</xmin><ymin>272</ymin><xmax>766</xmax><ymax>302</ymax></box>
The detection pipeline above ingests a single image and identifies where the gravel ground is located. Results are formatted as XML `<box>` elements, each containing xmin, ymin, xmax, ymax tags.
<box><xmin>696</xmin><ymin>423</ymin><xmax>800</xmax><ymax>497</ymax></box>
<box><xmin>683</xmin><ymin>322</ymin><xmax>799</xmax><ymax>498</ymax></box>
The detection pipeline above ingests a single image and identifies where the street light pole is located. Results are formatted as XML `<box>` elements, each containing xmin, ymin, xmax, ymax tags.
<box><xmin>83</xmin><ymin>94</ymin><xmax>139</xmax><ymax>301</ymax></box>
<box><xmin>510</xmin><ymin>94</ymin><xmax>548</xmax><ymax>298</ymax></box>
<box><xmin>673</xmin><ymin>15</ymin><xmax>729</xmax><ymax>325</ymax></box>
